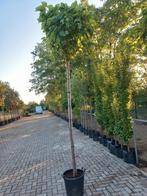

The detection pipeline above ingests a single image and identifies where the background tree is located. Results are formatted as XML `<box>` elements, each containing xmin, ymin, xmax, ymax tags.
<box><xmin>0</xmin><ymin>80</ymin><xmax>23</xmax><ymax>113</ymax></box>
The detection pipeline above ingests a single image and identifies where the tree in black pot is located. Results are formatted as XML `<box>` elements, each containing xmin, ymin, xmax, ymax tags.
<box><xmin>36</xmin><ymin>1</ymin><xmax>97</xmax><ymax>195</ymax></box>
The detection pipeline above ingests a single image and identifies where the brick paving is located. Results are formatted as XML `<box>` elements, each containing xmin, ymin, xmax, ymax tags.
<box><xmin>0</xmin><ymin>112</ymin><xmax>147</xmax><ymax>196</ymax></box>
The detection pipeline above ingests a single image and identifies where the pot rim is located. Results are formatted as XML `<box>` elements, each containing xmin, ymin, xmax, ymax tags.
<box><xmin>63</xmin><ymin>169</ymin><xmax>85</xmax><ymax>180</ymax></box>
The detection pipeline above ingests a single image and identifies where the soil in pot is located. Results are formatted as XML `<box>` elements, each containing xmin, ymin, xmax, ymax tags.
<box><xmin>63</xmin><ymin>169</ymin><xmax>84</xmax><ymax>196</ymax></box>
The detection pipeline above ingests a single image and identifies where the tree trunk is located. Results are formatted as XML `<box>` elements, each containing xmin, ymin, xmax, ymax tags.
<box><xmin>66</xmin><ymin>62</ymin><xmax>77</xmax><ymax>176</ymax></box>
<box><xmin>90</xmin><ymin>101</ymin><xmax>93</xmax><ymax>130</ymax></box>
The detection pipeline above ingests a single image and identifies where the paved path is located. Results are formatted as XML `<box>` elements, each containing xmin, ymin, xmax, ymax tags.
<box><xmin>0</xmin><ymin>113</ymin><xmax>147</xmax><ymax>196</ymax></box>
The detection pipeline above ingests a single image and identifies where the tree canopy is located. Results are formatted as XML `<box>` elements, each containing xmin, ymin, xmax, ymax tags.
<box><xmin>0</xmin><ymin>81</ymin><xmax>23</xmax><ymax>112</ymax></box>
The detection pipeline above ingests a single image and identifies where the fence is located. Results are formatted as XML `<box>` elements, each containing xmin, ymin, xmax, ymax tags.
<box><xmin>132</xmin><ymin>99</ymin><xmax>147</xmax><ymax>120</ymax></box>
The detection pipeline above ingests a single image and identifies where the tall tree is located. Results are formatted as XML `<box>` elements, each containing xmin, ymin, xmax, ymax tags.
<box><xmin>0</xmin><ymin>80</ymin><xmax>23</xmax><ymax>112</ymax></box>
<box><xmin>36</xmin><ymin>1</ymin><xmax>97</xmax><ymax>176</ymax></box>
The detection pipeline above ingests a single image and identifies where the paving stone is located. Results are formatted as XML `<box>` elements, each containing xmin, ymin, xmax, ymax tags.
<box><xmin>0</xmin><ymin>113</ymin><xmax>147</xmax><ymax>195</ymax></box>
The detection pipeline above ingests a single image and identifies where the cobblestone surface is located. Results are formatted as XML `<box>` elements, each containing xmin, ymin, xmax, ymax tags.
<box><xmin>0</xmin><ymin>113</ymin><xmax>147</xmax><ymax>196</ymax></box>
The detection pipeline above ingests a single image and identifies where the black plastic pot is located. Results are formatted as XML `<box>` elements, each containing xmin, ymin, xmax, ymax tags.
<box><xmin>86</xmin><ymin>129</ymin><xmax>89</xmax><ymax>135</ymax></box>
<box><xmin>73</xmin><ymin>122</ymin><xmax>78</xmax><ymax>129</ymax></box>
<box><xmin>99</xmin><ymin>136</ymin><xmax>103</xmax><ymax>144</ymax></box>
<box><xmin>110</xmin><ymin>143</ymin><xmax>116</xmax><ymax>155</ymax></box>
<box><xmin>78</xmin><ymin>125</ymin><xmax>81</xmax><ymax>131</ymax></box>
<box><xmin>107</xmin><ymin>138</ymin><xmax>112</xmax><ymax>150</ymax></box>
<box><xmin>73</xmin><ymin>122</ymin><xmax>79</xmax><ymax>129</ymax></box>
<box><xmin>91</xmin><ymin>130</ymin><xmax>95</xmax><ymax>138</ymax></box>
<box><xmin>103</xmin><ymin>136</ymin><xmax>107</xmax><ymax>146</ymax></box>
<box><xmin>93</xmin><ymin>131</ymin><xmax>100</xmax><ymax>141</ymax></box>
<box><xmin>63</xmin><ymin>169</ymin><xmax>85</xmax><ymax>196</ymax></box>
<box><xmin>2</xmin><ymin>121</ymin><xmax>6</xmax><ymax>125</ymax></box>
<box><xmin>4</xmin><ymin>120</ymin><xmax>7</xmax><ymax>124</ymax></box>
<box><xmin>7</xmin><ymin>119</ymin><xmax>9</xmax><ymax>123</ymax></box>
<box><xmin>97</xmin><ymin>133</ymin><xmax>101</xmax><ymax>142</ymax></box>
<box><xmin>84</xmin><ymin>129</ymin><xmax>89</xmax><ymax>135</ymax></box>
<box><xmin>79</xmin><ymin>126</ymin><xmax>82</xmax><ymax>132</ymax></box>
<box><xmin>88</xmin><ymin>130</ymin><xmax>93</xmax><ymax>138</ymax></box>
<box><xmin>115</xmin><ymin>144</ymin><xmax>123</xmax><ymax>158</ymax></box>
<box><xmin>123</xmin><ymin>149</ymin><xmax>136</xmax><ymax>164</ymax></box>
<box><xmin>99</xmin><ymin>135</ymin><xmax>107</xmax><ymax>146</ymax></box>
<box><xmin>109</xmin><ymin>139</ymin><xmax>115</xmax><ymax>153</ymax></box>
<box><xmin>80</xmin><ymin>126</ymin><xmax>84</xmax><ymax>132</ymax></box>
<box><xmin>90</xmin><ymin>130</ymin><xmax>95</xmax><ymax>138</ymax></box>
<box><xmin>76</xmin><ymin>123</ymin><xmax>81</xmax><ymax>130</ymax></box>
<box><xmin>83</xmin><ymin>128</ymin><xmax>86</xmax><ymax>134</ymax></box>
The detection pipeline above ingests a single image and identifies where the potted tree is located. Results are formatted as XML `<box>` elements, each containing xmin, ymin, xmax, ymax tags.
<box><xmin>36</xmin><ymin>2</ymin><xmax>96</xmax><ymax>195</ymax></box>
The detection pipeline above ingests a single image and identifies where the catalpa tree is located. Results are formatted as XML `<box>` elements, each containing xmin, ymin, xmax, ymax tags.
<box><xmin>36</xmin><ymin>1</ymin><xmax>97</xmax><ymax>176</ymax></box>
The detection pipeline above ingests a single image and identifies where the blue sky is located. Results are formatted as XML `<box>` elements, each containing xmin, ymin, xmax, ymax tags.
<box><xmin>0</xmin><ymin>0</ymin><xmax>103</xmax><ymax>104</ymax></box>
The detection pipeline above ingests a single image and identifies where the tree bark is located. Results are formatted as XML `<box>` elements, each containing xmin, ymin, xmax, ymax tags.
<box><xmin>66</xmin><ymin>62</ymin><xmax>77</xmax><ymax>176</ymax></box>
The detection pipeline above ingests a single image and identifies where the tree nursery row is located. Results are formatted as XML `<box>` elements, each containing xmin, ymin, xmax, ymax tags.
<box><xmin>31</xmin><ymin>1</ymin><xmax>146</xmax><ymax>193</ymax></box>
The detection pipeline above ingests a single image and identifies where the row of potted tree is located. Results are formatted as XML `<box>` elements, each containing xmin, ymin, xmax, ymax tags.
<box><xmin>0</xmin><ymin>80</ymin><xmax>23</xmax><ymax>126</ymax></box>
<box><xmin>0</xmin><ymin>112</ymin><xmax>21</xmax><ymax>126</ymax></box>
<box><xmin>53</xmin><ymin>110</ymin><xmax>136</xmax><ymax>165</ymax></box>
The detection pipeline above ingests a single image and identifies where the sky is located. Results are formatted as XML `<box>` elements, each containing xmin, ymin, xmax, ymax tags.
<box><xmin>0</xmin><ymin>0</ymin><xmax>103</xmax><ymax>104</ymax></box>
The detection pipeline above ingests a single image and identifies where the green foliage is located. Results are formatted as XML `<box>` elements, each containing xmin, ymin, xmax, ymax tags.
<box><xmin>30</xmin><ymin>39</ymin><xmax>66</xmax><ymax>94</ymax></box>
<box><xmin>36</xmin><ymin>1</ymin><xmax>97</xmax><ymax>61</ymax></box>
<box><xmin>113</xmin><ymin>50</ymin><xmax>133</xmax><ymax>143</ymax></box>
<box><xmin>135</xmin><ymin>88</ymin><xmax>147</xmax><ymax>102</ymax></box>
<box><xmin>25</xmin><ymin>102</ymin><xmax>38</xmax><ymax>113</ymax></box>
<box><xmin>91</xmin><ymin>0</ymin><xmax>146</xmax><ymax>143</ymax></box>
<box><xmin>0</xmin><ymin>80</ymin><xmax>23</xmax><ymax>112</ymax></box>
<box><xmin>31</xmin><ymin>0</ymin><xmax>147</xmax><ymax>146</ymax></box>
<box><xmin>40</xmin><ymin>100</ymin><xmax>47</xmax><ymax>110</ymax></box>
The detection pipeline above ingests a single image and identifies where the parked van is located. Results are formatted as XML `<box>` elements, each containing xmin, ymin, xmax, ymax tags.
<box><xmin>35</xmin><ymin>106</ymin><xmax>43</xmax><ymax>114</ymax></box>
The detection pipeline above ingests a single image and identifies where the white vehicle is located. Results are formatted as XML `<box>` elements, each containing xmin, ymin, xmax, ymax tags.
<box><xmin>35</xmin><ymin>106</ymin><xmax>43</xmax><ymax>114</ymax></box>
